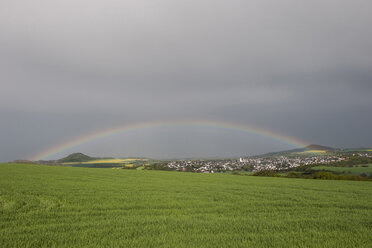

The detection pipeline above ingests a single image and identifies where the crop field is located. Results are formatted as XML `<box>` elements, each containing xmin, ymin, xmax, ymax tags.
<box><xmin>1</xmin><ymin>163</ymin><xmax>372</xmax><ymax>247</ymax></box>
<box><xmin>304</xmin><ymin>150</ymin><xmax>327</xmax><ymax>153</ymax></box>
<box><xmin>312</xmin><ymin>164</ymin><xmax>372</xmax><ymax>176</ymax></box>
<box><xmin>84</xmin><ymin>158</ymin><xmax>147</xmax><ymax>164</ymax></box>
<box><xmin>62</xmin><ymin>158</ymin><xmax>149</xmax><ymax>168</ymax></box>
<box><xmin>63</xmin><ymin>158</ymin><xmax>147</xmax><ymax>165</ymax></box>
<box><xmin>293</xmin><ymin>150</ymin><xmax>328</xmax><ymax>156</ymax></box>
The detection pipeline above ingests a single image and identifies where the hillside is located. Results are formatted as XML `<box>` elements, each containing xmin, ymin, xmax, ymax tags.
<box><xmin>254</xmin><ymin>145</ymin><xmax>371</xmax><ymax>158</ymax></box>
<box><xmin>254</xmin><ymin>144</ymin><xmax>335</xmax><ymax>157</ymax></box>
<box><xmin>57</xmin><ymin>153</ymin><xmax>95</xmax><ymax>163</ymax></box>
<box><xmin>304</xmin><ymin>144</ymin><xmax>334</xmax><ymax>151</ymax></box>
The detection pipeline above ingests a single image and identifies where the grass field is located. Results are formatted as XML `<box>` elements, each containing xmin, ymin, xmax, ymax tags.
<box><xmin>1</xmin><ymin>163</ymin><xmax>372</xmax><ymax>247</ymax></box>
<box><xmin>312</xmin><ymin>164</ymin><xmax>372</xmax><ymax>176</ymax></box>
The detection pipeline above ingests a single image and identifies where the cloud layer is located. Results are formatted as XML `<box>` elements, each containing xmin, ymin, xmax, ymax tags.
<box><xmin>1</xmin><ymin>0</ymin><xmax>371</xmax><ymax>160</ymax></box>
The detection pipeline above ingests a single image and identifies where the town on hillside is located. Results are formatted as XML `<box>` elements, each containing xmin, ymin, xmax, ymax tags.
<box><xmin>160</xmin><ymin>152</ymin><xmax>371</xmax><ymax>173</ymax></box>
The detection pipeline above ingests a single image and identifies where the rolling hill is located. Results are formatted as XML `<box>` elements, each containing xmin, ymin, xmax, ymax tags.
<box><xmin>253</xmin><ymin>144</ymin><xmax>336</xmax><ymax>157</ymax></box>
<box><xmin>57</xmin><ymin>153</ymin><xmax>95</xmax><ymax>163</ymax></box>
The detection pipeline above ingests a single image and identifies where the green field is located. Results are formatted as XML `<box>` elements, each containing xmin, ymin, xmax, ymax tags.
<box><xmin>1</xmin><ymin>164</ymin><xmax>372</xmax><ymax>247</ymax></box>
<box><xmin>312</xmin><ymin>164</ymin><xmax>372</xmax><ymax>176</ymax></box>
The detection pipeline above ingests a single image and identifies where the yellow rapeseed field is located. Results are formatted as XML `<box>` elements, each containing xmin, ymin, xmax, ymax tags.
<box><xmin>297</xmin><ymin>150</ymin><xmax>326</xmax><ymax>154</ymax></box>
<box><xmin>84</xmin><ymin>158</ymin><xmax>147</xmax><ymax>164</ymax></box>
<box><xmin>84</xmin><ymin>159</ymin><xmax>127</xmax><ymax>164</ymax></box>
<box><xmin>306</xmin><ymin>150</ymin><xmax>327</xmax><ymax>153</ymax></box>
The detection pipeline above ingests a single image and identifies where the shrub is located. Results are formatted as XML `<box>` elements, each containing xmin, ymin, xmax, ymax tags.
<box><xmin>253</xmin><ymin>170</ymin><xmax>280</xmax><ymax>177</ymax></box>
<box><xmin>286</xmin><ymin>171</ymin><xmax>302</xmax><ymax>178</ymax></box>
<box><xmin>313</xmin><ymin>172</ymin><xmax>336</xmax><ymax>180</ymax></box>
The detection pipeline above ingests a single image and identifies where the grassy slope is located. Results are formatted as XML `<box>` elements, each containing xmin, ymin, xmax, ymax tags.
<box><xmin>1</xmin><ymin>164</ymin><xmax>372</xmax><ymax>248</ymax></box>
<box><xmin>312</xmin><ymin>164</ymin><xmax>372</xmax><ymax>175</ymax></box>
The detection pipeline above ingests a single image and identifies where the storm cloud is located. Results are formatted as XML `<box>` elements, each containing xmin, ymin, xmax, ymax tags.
<box><xmin>1</xmin><ymin>0</ymin><xmax>371</xmax><ymax>160</ymax></box>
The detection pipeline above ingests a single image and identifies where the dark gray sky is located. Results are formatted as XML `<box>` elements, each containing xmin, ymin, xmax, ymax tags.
<box><xmin>1</xmin><ymin>0</ymin><xmax>371</xmax><ymax>161</ymax></box>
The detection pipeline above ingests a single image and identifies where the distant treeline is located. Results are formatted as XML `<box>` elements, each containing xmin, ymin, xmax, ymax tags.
<box><xmin>246</xmin><ymin>170</ymin><xmax>372</xmax><ymax>181</ymax></box>
<box><xmin>286</xmin><ymin>171</ymin><xmax>372</xmax><ymax>181</ymax></box>
<box><xmin>71</xmin><ymin>163</ymin><xmax>123</xmax><ymax>168</ymax></box>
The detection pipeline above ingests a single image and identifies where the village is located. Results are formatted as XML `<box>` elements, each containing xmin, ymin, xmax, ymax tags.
<box><xmin>164</xmin><ymin>152</ymin><xmax>371</xmax><ymax>173</ymax></box>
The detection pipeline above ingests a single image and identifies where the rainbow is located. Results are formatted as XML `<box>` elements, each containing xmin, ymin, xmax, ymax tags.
<box><xmin>30</xmin><ymin>120</ymin><xmax>309</xmax><ymax>160</ymax></box>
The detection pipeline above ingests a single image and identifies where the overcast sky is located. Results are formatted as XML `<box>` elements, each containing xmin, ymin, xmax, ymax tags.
<box><xmin>1</xmin><ymin>0</ymin><xmax>371</xmax><ymax>161</ymax></box>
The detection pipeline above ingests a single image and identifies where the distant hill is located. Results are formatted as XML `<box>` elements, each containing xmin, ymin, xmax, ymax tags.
<box><xmin>253</xmin><ymin>144</ymin><xmax>336</xmax><ymax>157</ymax></box>
<box><xmin>304</xmin><ymin>144</ymin><xmax>334</xmax><ymax>151</ymax></box>
<box><xmin>58</xmin><ymin>153</ymin><xmax>95</xmax><ymax>163</ymax></box>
